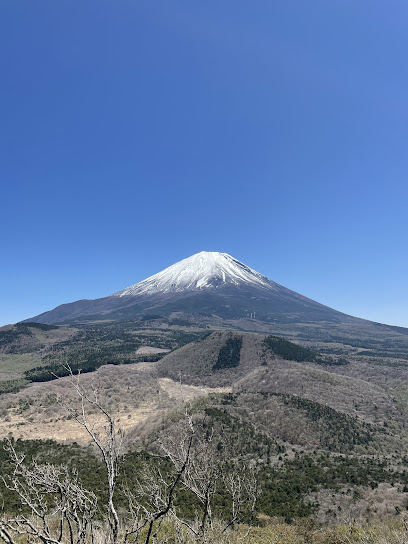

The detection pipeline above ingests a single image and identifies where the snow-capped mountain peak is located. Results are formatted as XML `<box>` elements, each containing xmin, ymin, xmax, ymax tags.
<box><xmin>26</xmin><ymin>250</ymin><xmax>349</xmax><ymax>324</ymax></box>
<box><xmin>114</xmin><ymin>251</ymin><xmax>274</xmax><ymax>297</ymax></box>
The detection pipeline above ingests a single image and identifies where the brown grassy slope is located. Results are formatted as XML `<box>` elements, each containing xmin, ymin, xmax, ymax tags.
<box><xmin>157</xmin><ymin>330</ymin><xmax>267</xmax><ymax>386</ymax></box>
<box><xmin>155</xmin><ymin>329</ymin><xmax>408</xmax><ymax>454</ymax></box>
<box><xmin>140</xmin><ymin>388</ymin><xmax>389</xmax><ymax>457</ymax></box>
<box><xmin>0</xmin><ymin>362</ymin><xmax>227</xmax><ymax>446</ymax></box>
<box><xmin>235</xmin><ymin>363</ymin><xmax>400</xmax><ymax>425</ymax></box>
<box><xmin>0</xmin><ymin>363</ymin><xmax>165</xmax><ymax>443</ymax></box>
<box><xmin>158</xmin><ymin>330</ymin><xmax>403</xmax><ymax>421</ymax></box>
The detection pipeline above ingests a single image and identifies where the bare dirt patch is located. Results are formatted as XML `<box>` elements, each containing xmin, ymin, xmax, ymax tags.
<box><xmin>159</xmin><ymin>377</ymin><xmax>231</xmax><ymax>402</ymax></box>
<box><xmin>136</xmin><ymin>346</ymin><xmax>170</xmax><ymax>355</ymax></box>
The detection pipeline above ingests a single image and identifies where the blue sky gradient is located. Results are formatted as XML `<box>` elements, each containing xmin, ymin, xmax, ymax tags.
<box><xmin>1</xmin><ymin>0</ymin><xmax>408</xmax><ymax>326</ymax></box>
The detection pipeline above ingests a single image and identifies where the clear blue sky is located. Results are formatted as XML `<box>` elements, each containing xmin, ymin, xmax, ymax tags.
<box><xmin>1</xmin><ymin>0</ymin><xmax>408</xmax><ymax>327</ymax></box>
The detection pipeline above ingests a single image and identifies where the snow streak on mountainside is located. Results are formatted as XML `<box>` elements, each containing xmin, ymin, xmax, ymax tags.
<box><xmin>114</xmin><ymin>252</ymin><xmax>276</xmax><ymax>297</ymax></box>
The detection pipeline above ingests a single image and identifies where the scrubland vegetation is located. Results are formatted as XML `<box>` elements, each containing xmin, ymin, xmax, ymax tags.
<box><xmin>3</xmin><ymin>322</ymin><xmax>408</xmax><ymax>542</ymax></box>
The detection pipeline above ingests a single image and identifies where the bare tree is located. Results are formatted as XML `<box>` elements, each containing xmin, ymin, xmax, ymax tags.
<box><xmin>121</xmin><ymin>411</ymin><xmax>257</xmax><ymax>544</ymax></box>
<box><xmin>54</xmin><ymin>367</ymin><xmax>195</xmax><ymax>544</ymax></box>
<box><xmin>158</xmin><ymin>419</ymin><xmax>257</xmax><ymax>542</ymax></box>
<box><xmin>57</xmin><ymin>367</ymin><xmax>125</xmax><ymax>544</ymax></box>
<box><xmin>122</xmin><ymin>432</ymin><xmax>194</xmax><ymax>543</ymax></box>
<box><xmin>0</xmin><ymin>439</ymin><xmax>97</xmax><ymax>544</ymax></box>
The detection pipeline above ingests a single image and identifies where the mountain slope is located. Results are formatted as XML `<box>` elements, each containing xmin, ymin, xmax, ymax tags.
<box><xmin>26</xmin><ymin>251</ymin><xmax>355</xmax><ymax>325</ymax></box>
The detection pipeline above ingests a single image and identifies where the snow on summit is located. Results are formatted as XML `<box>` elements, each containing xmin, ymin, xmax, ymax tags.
<box><xmin>114</xmin><ymin>251</ymin><xmax>274</xmax><ymax>297</ymax></box>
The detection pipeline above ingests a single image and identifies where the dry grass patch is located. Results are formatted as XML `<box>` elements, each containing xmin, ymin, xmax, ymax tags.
<box><xmin>0</xmin><ymin>363</ymin><xmax>229</xmax><ymax>445</ymax></box>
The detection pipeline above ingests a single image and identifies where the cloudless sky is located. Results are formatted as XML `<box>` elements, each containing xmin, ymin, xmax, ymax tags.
<box><xmin>1</xmin><ymin>0</ymin><xmax>408</xmax><ymax>327</ymax></box>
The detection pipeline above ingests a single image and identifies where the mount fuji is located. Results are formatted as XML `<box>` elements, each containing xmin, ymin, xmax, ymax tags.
<box><xmin>26</xmin><ymin>252</ymin><xmax>355</xmax><ymax>325</ymax></box>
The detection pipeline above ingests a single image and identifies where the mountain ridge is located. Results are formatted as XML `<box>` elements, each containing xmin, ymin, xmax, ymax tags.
<box><xmin>23</xmin><ymin>252</ymin><xmax>380</xmax><ymax>329</ymax></box>
<box><xmin>25</xmin><ymin>251</ymin><xmax>353</xmax><ymax>325</ymax></box>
